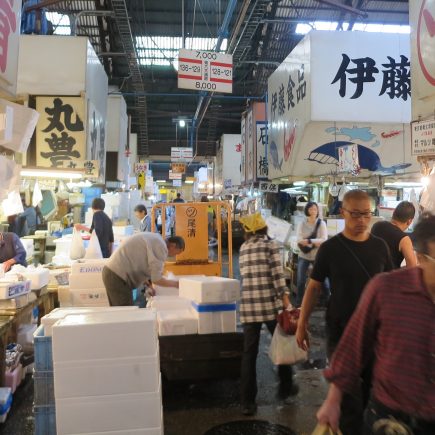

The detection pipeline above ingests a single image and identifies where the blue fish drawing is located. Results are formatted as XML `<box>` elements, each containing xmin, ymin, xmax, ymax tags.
<box><xmin>337</xmin><ymin>127</ymin><xmax>376</xmax><ymax>142</ymax></box>
<box><xmin>325</xmin><ymin>127</ymin><xmax>338</xmax><ymax>134</ymax></box>
<box><xmin>307</xmin><ymin>141</ymin><xmax>411</xmax><ymax>174</ymax></box>
<box><xmin>371</xmin><ymin>140</ymin><xmax>380</xmax><ymax>148</ymax></box>
<box><xmin>269</xmin><ymin>141</ymin><xmax>283</xmax><ymax>171</ymax></box>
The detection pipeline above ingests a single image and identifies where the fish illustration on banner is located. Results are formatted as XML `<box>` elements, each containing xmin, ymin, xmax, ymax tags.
<box><xmin>308</xmin><ymin>141</ymin><xmax>411</xmax><ymax>174</ymax></box>
<box><xmin>269</xmin><ymin>141</ymin><xmax>283</xmax><ymax>171</ymax></box>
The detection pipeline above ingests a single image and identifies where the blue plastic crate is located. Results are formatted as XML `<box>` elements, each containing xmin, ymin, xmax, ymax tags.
<box><xmin>33</xmin><ymin>370</ymin><xmax>54</xmax><ymax>406</ymax></box>
<box><xmin>34</xmin><ymin>404</ymin><xmax>56</xmax><ymax>435</ymax></box>
<box><xmin>33</xmin><ymin>325</ymin><xmax>53</xmax><ymax>372</ymax></box>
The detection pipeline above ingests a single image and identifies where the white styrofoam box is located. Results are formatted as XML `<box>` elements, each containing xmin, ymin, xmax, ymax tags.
<box><xmin>157</xmin><ymin>309</ymin><xmax>198</xmax><ymax>336</ymax></box>
<box><xmin>179</xmin><ymin>276</ymin><xmax>240</xmax><ymax>303</ymax></box>
<box><xmin>58</xmin><ymin>285</ymin><xmax>72</xmax><ymax>307</ymax></box>
<box><xmin>147</xmin><ymin>296</ymin><xmax>191</xmax><ymax>311</ymax></box>
<box><xmin>0</xmin><ymin>280</ymin><xmax>31</xmax><ymax>300</ymax></box>
<box><xmin>191</xmin><ymin>302</ymin><xmax>237</xmax><ymax>334</ymax></box>
<box><xmin>54</xmin><ymin>237</ymin><xmax>73</xmax><ymax>257</ymax></box>
<box><xmin>0</xmin><ymin>293</ymin><xmax>29</xmax><ymax>309</ymax></box>
<box><xmin>69</xmin><ymin>273</ymin><xmax>104</xmax><ymax>290</ymax></box>
<box><xmin>56</xmin><ymin>385</ymin><xmax>162</xmax><ymax>434</ymax></box>
<box><xmin>112</xmin><ymin>225</ymin><xmax>134</xmax><ymax>236</ymax></box>
<box><xmin>52</xmin><ymin>255</ymin><xmax>74</xmax><ymax>266</ymax></box>
<box><xmin>52</xmin><ymin>310</ymin><xmax>158</xmax><ymax>362</ymax></box>
<box><xmin>153</xmin><ymin>285</ymin><xmax>178</xmax><ymax>297</ymax></box>
<box><xmin>70</xmin><ymin>259</ymin><xmax>108</xmax><ymax>275</ymax></box>
<box><xmin>23</xmin><ymin>267</ymin><xmax>50</xmax><ymax>290</ymax></box>
<box><xmin>70</xmin><ymin>288</ymin><xmax>109</xmax><ymax>307</ymax></box>
<box><xmin>42</xmin><ymin>307</ymin><xmax>138</xmax><ymax>337</ymax></box>
<box><xmin>54</xmin><ymin>353</ymin><xmax>160</xmax><ymax>399</ymax></box>
<box><xmin>20</xmin><ymin>238</ymin><xmax>34</xmax><ymax>258</ymax></box>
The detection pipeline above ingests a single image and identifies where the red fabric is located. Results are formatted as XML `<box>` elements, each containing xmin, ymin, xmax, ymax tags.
<box><xmin>277</xmin><ymin>308</ymin><xmax>300</xmax><ymax>335</ymax></box>
<box><xmin>324</xmin><ymin>267</ymin><xmax>435</xmax><ymax>422</ymax></box>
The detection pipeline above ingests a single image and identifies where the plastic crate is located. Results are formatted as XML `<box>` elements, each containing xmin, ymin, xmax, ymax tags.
<box><xmin>34</xmin><ymin>404</ymin><xmax>56</xmax><ymax>435</ymax></box>
<box><xmin>33</xmin><ymin>325</ymin><xmax>53</xmax><ymax>371</ymax></box>
<box><xmin>33</xmin><ymin>370</ymin><xmax>54</xmax><ymax>406</ymax></box>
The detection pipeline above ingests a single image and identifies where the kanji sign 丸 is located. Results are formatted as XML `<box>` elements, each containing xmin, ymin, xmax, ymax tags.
<box><xmin>411</xmin><ymin>119</ymin><xmax>435</xmax><ymax>156</ymax></box>
<box><xmin>259</xmin><ymin>182</ymin><xmax>279</xmax><ymax>193</ymax></box>
<box><xmin>178</xmin><ymin>48</ymin><xmax>233</xmax><ymax>94</ymax></box>
<box><xmin>36</xmin><ymin>97</ymin><xmax>86</xmax><ymax>168</ymax></box>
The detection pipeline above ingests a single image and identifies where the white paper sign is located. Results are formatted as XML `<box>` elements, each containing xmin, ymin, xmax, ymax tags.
<box><xmin>411</xmin><ymin>118</ymin><xmax>435</xmax><ymax>156</ymax></box>
<box><xmin>134</xmin><ymin>162</ymin><xmax>149</xmax><ymax>174</ymax></box>
<box><xmin>338</xmin><ymin>144</ymin><xmax>360</xmax><ymax>174</ymax></box>
<box><xmin>178</xmin><ymin>49</ymin><xmax>233</xmax><ymax>94</ymax></box>
<box><xmin>171</xmin><ymin>147</ymin><xmax>193</xmax><ymax>162</ymax></box>
<box><xmin>259</xmin><ymin>182</ymin><xmax>279</xmax><ymax>193</ymax></box>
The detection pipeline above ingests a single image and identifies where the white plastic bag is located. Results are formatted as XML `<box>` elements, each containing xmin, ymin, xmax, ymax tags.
<box><xmin>84</xmin><ymin>231</ymin><xmax>103</xmax><ymax>259</ymax></box>
<box><xmin>269</xmin><ymin>324</ymin><xmax>308</xmax><ymax>365</ymax></box>
<box><xmin>69</xmin><ymin>229</ymin><xmax>85</xmax><ymax>260</ymax></box>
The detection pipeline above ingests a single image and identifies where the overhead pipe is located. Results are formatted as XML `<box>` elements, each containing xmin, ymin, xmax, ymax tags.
<box><xmin>71</xmin><ymin>10</ymin><xmax>115</xmax><ymax>36</ymax></box>
<box><xmin>110</xmin><ymin>91</ymin><xmax>265</xmax><ymax>100</ymax></box>
<box><xmin>190</xmin><ymin>0</ymin><xmax>239</xmax><ymax>148</ymax></box>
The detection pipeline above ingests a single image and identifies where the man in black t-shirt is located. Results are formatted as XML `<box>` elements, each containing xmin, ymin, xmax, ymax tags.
<box><xmin>76</xmin><ymin>198</ymin><xmax>114</xmax><ymax>258</ymax></box>
<box><xmin>296</xmin><ymin>189</ymin><xmax>393</xmax><ymax>435</ymax></box>
<box><xmin>371</xmin><ymin>201</ymin><xmax>417</xmax><ymax>269</ymax></box>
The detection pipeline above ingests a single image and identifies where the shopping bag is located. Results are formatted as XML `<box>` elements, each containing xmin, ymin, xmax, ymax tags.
<box><xmin>84</xmin><ymin>231</ymin><xmax>103</xmax><ymax>259</ymax></box>
<box><xmin>269</xmin><ymin>324</ymin><xmax>308</xmax><ymax>365</ymax></box>
<box><xmin>311</xmin><ymin>423</ymin><xmax>342</xmax><ymax>435</ymax></box>
<box><xmin>70</xmin><ymin>228</ymin><xmax>86</xmax><ymax>260</ymax></box>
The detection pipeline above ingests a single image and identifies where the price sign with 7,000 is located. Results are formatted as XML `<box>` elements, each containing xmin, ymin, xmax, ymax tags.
<box><xmin>178</xmin><ymin>48</ymin><xmax>233</xmax><ymax>94</ymax></box>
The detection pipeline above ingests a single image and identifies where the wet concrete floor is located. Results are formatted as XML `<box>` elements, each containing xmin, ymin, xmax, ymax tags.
<box><xmin>0</xmin><ymin>250</ymin><xmax>329</xmax><ymax>435</ymax></box>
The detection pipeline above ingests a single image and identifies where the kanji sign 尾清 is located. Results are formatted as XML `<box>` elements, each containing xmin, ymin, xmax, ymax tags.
<box><xmin>178</xmin><ymin>48</ymin><xmax>233</xmax><ymax>94</ymax></box>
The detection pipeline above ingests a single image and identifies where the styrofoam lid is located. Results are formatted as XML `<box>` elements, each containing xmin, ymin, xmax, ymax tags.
<box><xmin>157</xmin><ymin>309</ymin><xmax>196</xmax><ymax>320</ymax></box>
<box><xmin>179</xmin><ymin>276</ymin><xmax>239</xmax><ymax>283</ymax></box>
<box><xmin>43</xmin><ymin>306</ymin><xmax>139</xmax><ymax>324</ymax></box>
<box><xmin>54</xmin><ymin>309</ymin><xmax>156</xmax><ymax>328</ymax></box>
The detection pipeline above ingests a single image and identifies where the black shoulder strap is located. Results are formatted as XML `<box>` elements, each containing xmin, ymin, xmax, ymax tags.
<box><xmin>309</xmin><ymin>219</ymin><xmax>322</xmax><ymax>240</ymax></box>
<box><xmin>336</xmin><ymin>234</ymin><xmax>372</xmax><ymax>280</ymax></box>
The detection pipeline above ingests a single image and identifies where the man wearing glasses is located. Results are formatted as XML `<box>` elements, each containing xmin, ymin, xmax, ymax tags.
<box><xmin>317</xmin><ymin>213</ymin><xmax>435</xmax><ymax>434</ymax></box>
<box><xmin>296</xmin><ymin>189</ymin><xmax>393</xmax><ymax>435</ymax></box>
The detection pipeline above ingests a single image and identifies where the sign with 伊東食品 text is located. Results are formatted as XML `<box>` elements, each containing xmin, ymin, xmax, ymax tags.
<box><xmin>411</xmin><ymin>119</ymin><xmax>435</xmax><ymax>156</ymax></box>
<box><xmin>36</xmin><ymin>96</ymin><xmax>86</xmax><ymax>168</ymax></box>
<box><xmin>178</xmin><ymin>49</ymin><xmax>233</xmax><ymax>94</ymax></box>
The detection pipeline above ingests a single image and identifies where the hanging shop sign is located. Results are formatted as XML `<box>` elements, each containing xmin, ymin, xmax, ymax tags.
<box><xmin>169</xmin><ymin>170</ymin><xmax>182</xmax><ymax>180</ymax></box>
<box><xmin>224</xmin><ymin>179</ymin><xmax>232</xmax><ymax>189</ymax></box>
<box><xmin>36</xmin><ymin>96</ymin><xmax>86</xmax><ymax>169</ymax></box>
<box><xmin>240</xmin><ymin>115</ymin><xmax>246</xmax><ymax>184</ymax></box>
<box><xmin>411</xmin><ymin>118</ymin><xmax>435</xmax><ymax>156</ymax></box>
<box><xmin>0</xmin><ymin>0</ymin><xmax>21</xmax><ymax>97</ymax></box>
<box><xmin>87</xmin><ymin>100</ymin><xmax>106</xmax><ymax>181</ymax></box>
<box><xmin>259</xmin><ymin>182</ymin><xmax>279</xmax><ymax>193</ymax></box>
<box><xmin>338</xmin><ymin>144</ymin><xmax>360</xmax><ymax>174</ymax></box>
<box><xmin>171</xmin><ymin>147</ymin><xmax>193</xmax><ymax>162</ymax></box>
<box><xmin>172</xmin><ymin>179</ymin><xmax>182</xmax><ymax>187</ymax></box>
<box><xmin>246</xmin><ymin>110</ymin><xmax>255</xmax><ymax>183</ymax></box>
<box><xmin>178</xmin><ymin>48</ymin><xmax>233</xmax><ymax>94</ymax></box>
<box><xmin>134</xmin><ymin>161</ymin><xmax>149</xmax><ymax>174</ymax></box>
<box><xmin>171</xmin><ymin>162</ymin><xmax>186</xmax><ymax>174</ymax></box>
<box><xmin>256</xmin><ymin>121</ymin><xmax>268</xmax><ymax>180</ymax></box>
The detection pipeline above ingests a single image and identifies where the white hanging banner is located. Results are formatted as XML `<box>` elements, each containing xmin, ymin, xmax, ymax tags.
<box><xmin>338</xmin><ymin>144</ymin><xmax>360</xmax><ymax>174</ymax></box>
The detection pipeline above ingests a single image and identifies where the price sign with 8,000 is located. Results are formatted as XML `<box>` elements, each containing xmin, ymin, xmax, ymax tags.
<box><xmin>178</xmin><ymin>48</ymin><xmax>233</xmax><ymax>94</ymax></box>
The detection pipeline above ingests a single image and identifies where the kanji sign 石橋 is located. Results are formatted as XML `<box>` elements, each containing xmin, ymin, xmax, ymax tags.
<box><xmin>178</xmin><ymin>49</ymin><xmax>233</xmax><ymax>94</ymax></box>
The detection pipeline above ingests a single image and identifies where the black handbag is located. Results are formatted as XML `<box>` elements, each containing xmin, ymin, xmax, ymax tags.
<box><xmin>298</xmin><ymin>219</ymin><xmax>321</xmax><ymax>254</ymax></box>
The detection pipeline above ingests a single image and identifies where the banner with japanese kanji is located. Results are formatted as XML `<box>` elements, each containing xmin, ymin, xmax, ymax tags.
<box><xmin>0</xmin><ymin>0</ymin><xmax>22</xmax><ymax>97</ymax></box>
<box><xmin>87</xmin><ymin>100</ymin><xmax>107</xmax><ymax>182</ymax></box>
<box><xmin>36</xmin><ymin>96</ymin><xmax>86</xmax><ymax>168</ymax></box>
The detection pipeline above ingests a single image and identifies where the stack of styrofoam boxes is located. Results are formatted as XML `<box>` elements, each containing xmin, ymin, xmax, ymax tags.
<box><xmin>68</xmin><ymin>259</ymin><xmax>109</xmax><ymax>307</ymax></box>
<box><xmin>154</xmin><ymin>274</ymin><xmax>206</xmax><ymax>297</ymax></box>
<box><xmin>33</xmin><ymin>307</ymin><xmax>140</xmax><ymax>435</ymax></box>
<box><xmin>179</xmin><ymin>277</ymin><xmax>240</xmax><ymax>334</ymax></box>
<box><xmin>149</xmin><ymin>296</ymin><xmax>198</xmax><ymax>336</ymax></box>
<box><xmin>0</xmin><ymin>280</ymin><xmax>31</xmax><ymax>310</ymax></box>
<box><xmin>23</xmin><ymin>266</ymin><xmax>50</xmax><ymax>291</ymax></box>
<box><xmin>52</xmin><ymin>310</ymin><xmax>163</xmax><ymax>434</ymax></box>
